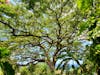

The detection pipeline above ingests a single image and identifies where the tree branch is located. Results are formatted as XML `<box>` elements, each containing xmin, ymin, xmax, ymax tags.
<box><xmin>17</xmin><ymin>57</ymin><xmax>45</xmax><ymax>66</ymax></box>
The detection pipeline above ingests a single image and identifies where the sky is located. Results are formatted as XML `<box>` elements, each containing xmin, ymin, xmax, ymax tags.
<box><xmin>10</xmin><ymin>0</ymin><xmax>16</xmax><ymax>5</ymax></box>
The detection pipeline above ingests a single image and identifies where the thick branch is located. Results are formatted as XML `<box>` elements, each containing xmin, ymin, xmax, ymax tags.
<box><xmin>0</xmin><ymin>20</ymin><xmax>14</xmax><ymax>29</ymax></box>
<box><xmin>17</xmin><ymin>57</ymin><xmax>45</xmax><ymax>66</ymax></box>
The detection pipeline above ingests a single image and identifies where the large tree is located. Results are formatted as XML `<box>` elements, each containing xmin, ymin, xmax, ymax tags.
<box><xmin>0</xmin><ymin>0</ymin><xmax>86</xmax><ymax>74</ymax></box>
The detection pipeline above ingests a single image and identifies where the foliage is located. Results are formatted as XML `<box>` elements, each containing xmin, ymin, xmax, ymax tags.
<box><xmin>22</xmin><ymin>0</ymin><xmax>41</xmax><ymax>9</ymax></box>
<box><xmin>19</xmin><ymin>67</ymin><xmax>31</xmax><ymax>75</ymax></box>
<box><xmin>0</xmin><ymin>61</ymin><xmax>15</xmax><ymax>75</ymax></box>
<box><xmin>0</xmin><ymin>47</ymin><xmax>10</xmax><ymax>58</ymax></box>
<box><xmin>77</xmin><ymin>0</ymin><xmax>100</xmax><ymax>74</ymax></box>
<box><xmin>17</xmin><ymin>63</ymin><xmax>52</xmax><ymax>75</ymax></box>
<box><xmin>32</xmin><ymin>63</ymin><xmax>52</xmax><ymax>75</ymax></box>
<box><xmin>0</xmin><ymin>47</ymin><xmax>15</xmax><ymax>75</ymax></box>
<box><xmin>0</xmin><ymin>0</ymin><xmax>6</xmax><ymax>3</ymax></box>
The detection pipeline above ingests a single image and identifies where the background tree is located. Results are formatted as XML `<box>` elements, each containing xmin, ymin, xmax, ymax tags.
<box><xmin>77</xmin><ymin>0</ymin><xmax>100</xmax><ymax>74</ymax></box>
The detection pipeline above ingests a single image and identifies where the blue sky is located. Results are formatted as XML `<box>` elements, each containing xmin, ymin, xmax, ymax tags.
<box><xmin>10</xmin><ymin>0</ymin><xmax>16</xmax><ymax>5</ymax></box>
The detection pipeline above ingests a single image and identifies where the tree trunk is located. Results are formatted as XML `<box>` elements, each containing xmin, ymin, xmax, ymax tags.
<box><xmin>48</xmin><ymin>62</ymin><xmax>55</xmax><ymax>71</ymax></box>
<box><xmin>46</xmin><ymin>61</ymin><xmax>55</xmax><ymax>74</ymax></box>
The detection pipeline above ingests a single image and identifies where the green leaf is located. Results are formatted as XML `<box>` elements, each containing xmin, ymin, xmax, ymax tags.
<box><xmin>78</xmin><ymin>21</ymin><xmax>89</xmax><ymax>35</ymax></box>
<box><xmin>77</xmin><ymin>0</ymin><xmax>93</xmax><ymax>11</ymax></box>
<box><xmin>95</xmin><ymin>44</ymin><xmax>100</xmax><ymax>50</ymax></box>
<box><xmin>0</xmin><ymin>47</ymin><xmax>10</xmax><ymax>59</ymax></box>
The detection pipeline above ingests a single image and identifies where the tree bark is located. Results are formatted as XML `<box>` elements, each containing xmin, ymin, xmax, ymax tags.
<box><xmin>46</xmin><ymin>61</ymin><xmax>55</xmax><ymax>73</ymax></box>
